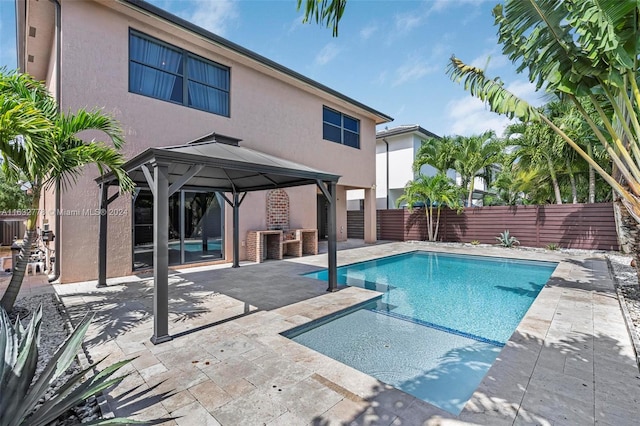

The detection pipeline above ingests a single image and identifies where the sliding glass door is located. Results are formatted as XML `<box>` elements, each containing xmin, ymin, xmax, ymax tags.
<box><xmin>133</xmin><ymin>189</ymin><xmax>224</xmax><ymax>270</ymax></box>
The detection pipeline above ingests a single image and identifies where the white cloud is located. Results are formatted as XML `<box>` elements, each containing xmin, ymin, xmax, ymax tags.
<box><xmin>185</xmin><ymin>0</ymin><xmax>238</xmax><ymax>37</ymax></box>
<box><xmin>506</xmin><ymin>79</ymin><xmax>545</xmax><ymax>107</ymax></box>
<box><xmin>287</xmin><ymin>15</ymin><xmax>304</xmax><ymax>34</ymax></box>
<box><xmin>469</xmin><ymin>49</ymin><xmax>509</xmax><ymax>72</ymax></box>
<box><xmin>392</xmin><ymin>55</ymin><xmax>438</xmax><ymax>87</ymax></box>
<box><xmin>446</xmin><ymin>96</ymin><xmax>514</xmax><ymax>137</ymax></box>
<box><xmin>394</xmin><ymin>12</ymin><xmax>423</xmax><ymax>34</ymax></box>
<box><xmin>314</xmin><ymin>43</ymin><xmax>341</xmax><ymax>66</ymax></box>
<box><xmin>445</xmin><ymin>77</ymin><xmax>547</xmax><ymax>137</ymax></box>
<box><xmin>375</xmin><ymin>70</ymin><xmax>388</xmax><ymax>85</ymax></box>
<box><xmin>359</xmin><ymin>23</ymin><xmax>378</xmax><ymax>40</ymax></box>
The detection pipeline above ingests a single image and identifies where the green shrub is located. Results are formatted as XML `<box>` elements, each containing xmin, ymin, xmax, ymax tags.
<box><xmin>470</xmin><ymin>240</ymin><xmax>480</xmax><ymax>245</ymax></box>
<box><xmin>496</xmin><ymin>230</ymin><xmax>520</xmax><ymax>248</ymax></box>
<box><xmin>545</xmin><ymin>243</ymin><xmax>559</xmax><ymax>251</ymax></box>
<box><xmin>0</xmin><ymin>305</ymin><xmax>135</xmax><ymax>426</ymax></box>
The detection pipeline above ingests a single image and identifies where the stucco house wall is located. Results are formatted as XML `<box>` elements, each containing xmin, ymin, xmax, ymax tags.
<box><xmin>18</xmin><ymin>0</ymin><xmax>390</xmax><ymax>283</ymax></box>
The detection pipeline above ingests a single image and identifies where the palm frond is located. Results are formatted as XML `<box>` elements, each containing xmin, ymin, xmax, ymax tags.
<box><xmin>296</xmin><ymin>0</ymin><xmax>346</xmax><ymax>36</ymax></box>
<box><xmin>447</xmin><ymin>57</ymin><xmax>540</xmax><ymax>121</ymax></box>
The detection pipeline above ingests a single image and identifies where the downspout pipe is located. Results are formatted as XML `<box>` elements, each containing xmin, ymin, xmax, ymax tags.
<box><xmin>48</xmin><ymin>0</ymin><xmax>61</xmax><ymax>283</ymax></box>
<box><xmin>383</xmin><ymin>138</ymin><xmax>390</xmax><ymax>209</ymax></box>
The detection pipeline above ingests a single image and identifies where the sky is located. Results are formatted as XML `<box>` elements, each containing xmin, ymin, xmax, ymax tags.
<box><xmin>0</xmin><ymin>0</ymin><xmax>546</xmax><ymax>137</ymax></box>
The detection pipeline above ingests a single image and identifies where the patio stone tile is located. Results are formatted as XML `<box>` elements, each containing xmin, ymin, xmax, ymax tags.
<box><xmin>512</xmin><ymin>412</ymin><xmax>553</xmax><ymax>426</ymax></box>
<box><xmin>243</xmin><ymin>352</ymin><xmax>313</xmax><ymax>388</ymax></box>
<box><xmin>312</xmin><ymin>398</ymin><xmax>370</xmax><ymax>425</ymax></box>
<box><xmin>143</xmin><ymin>365</ymin><xmax>210</xmax><ymax>395</ymax></box>
<box><xmin>595</xmin><ymin>399</ymin><xmax>639</xmax><ymax>426</ymax></box>
<box><xmin>263</xmin><ymin>375</ymin><xmax>343</xmax><ymax>419</ymax></box>
<box><xmin>528</xmin><ymin>365</ymin><xmax>595</xmax><ymax>402</ymax></box>
<box><xmin>129</xmin><ymin>349</ymin><xmax>162</xmax><ymax>370</ymax></box>
<box><xmin>519</xmin><ymin>383</ymin><xmax>594</xmax><ymax>425</ymax></box>
<box><xmin>200</xmin><ymin>357</ymin><xmax>261</xmax><ymax>387</ymax></box>
<box><xmin>347</xmin><ymin>406</ymin><xmax>400</xmax><ymax>426</ymax></box>
<box><xmin>265</xmin><ymin>410</ymin><xmax>313</xmax><ymax>425</ymax></box>
<box><xmin>394</xmin><ymin>399</ymin><xmax>456</xmax><ymax>425</ymax></box>
<box><xmin>517</xmin><ymin>395</ymin><xmax>589</xmax><ymax>425</ymax></box>
<box><xmin>204</xmin><ymin>335</ymin><xmax>259</xmax><ymax>360</ymax></box>
<box><xmin>366</xmin><ymin>386</ymin><xmax>417</xmax><ymax>418</ymax></box>
<box><xmin>217</xmin><ymin>377</ymin><xmax>257</xmax><ymax>398</ymax></box>
<box><xmin>108</xmin><ymin>382</ymin><xmax>168</xmax><ymax>419</ymax></box>
<box><xmin>155</xmin><ymin>343</ymin><xmax>214</xmax><ymax>368</ymax></box>
<box><xmin>129</xmin><ymin>404</ymin><xmax>173</xmax><ymax>424</ymax></box>
<box><xmin>187</xmin><ymin>380</ymin><xmax>233</xmax><ymax>413</ymax></box>
<box><xmin>110</xmin><ymin>371</ymin><xmax>147</xmax><ymax>396</ymax></box>
<box><xmin>238</xmin><ymin>342</ymin><xmax>276</xmax><ymax>361</ymax></box>
<box><xmin>463</xmin><ymin>391</ymin><xmax>520</xmax><ymax>419</ymax></box>
<box><xmin>210</xmin><ymin>387</ymin><xmax>287</xmax><ymax>425</ymax></box>
<box><xmin>314</xmin><ymin>362</ymin><xmax>382</xmax><ymax>400</ymax></box>
<box><xmin>138</xmin><ymin>362</ymin><xmax>169</xmax><ymax>381</ymax></box>
<box><xmin>456</xmin><ymin>410</ymin><xmax>515</xmax><ymax>426</ymax></box>
<box><xmin>534</xmin><ymin>346</ymin><xmax>569</xmax><ymax>373</ymax></box>
<box><xmin>160</xmin><ymin>389</ymin><xmax>197</xmax><ymax>413</ymax></box>
<box><xmin>172</xmin><ymin>401</ymin><xmax>221</xmax><ymax>426</ymax></box>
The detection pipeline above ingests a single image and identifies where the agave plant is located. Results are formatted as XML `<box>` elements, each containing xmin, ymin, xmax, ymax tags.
<box><xmin>496</xmin><ymin>230</ymin><xmax>519</xmax><ymax>248</ymax></box>
<box><xmin>0</xmin><ymin>305</ymin><xmax>133</xmax><ymax>426</ymax></box>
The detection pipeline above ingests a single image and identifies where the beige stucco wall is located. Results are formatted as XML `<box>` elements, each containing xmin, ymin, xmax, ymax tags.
<box><xmin>53</xmin><ymin>0</ymin><xmax>377</xmax><ymax>282</ymax></box>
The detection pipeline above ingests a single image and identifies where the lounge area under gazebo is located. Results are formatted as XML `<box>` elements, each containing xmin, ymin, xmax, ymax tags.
<box><xmin>95</xmin><ymin>133</ymin><xmax>341</xmax><ymax>344</ymax></box>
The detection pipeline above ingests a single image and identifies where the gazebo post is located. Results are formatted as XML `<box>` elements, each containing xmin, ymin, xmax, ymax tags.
<box><xmin>151</xmin><ymin>161</ymin><xmax>172</xmax><ymax>344</ymax></box>
<box><xmin>232</xmin><ymin>191</ymin><xmax>240</xmax><ymax>268</ymax></box>
<box><xmin>97</xmin><ymin>183</ymin><xmax>108</xmax><ymax>288</ymax></box>
<box><xmin>327</xmin><ymin>181</ymin><xmax>338</xmax><ymax>292</ymax></box>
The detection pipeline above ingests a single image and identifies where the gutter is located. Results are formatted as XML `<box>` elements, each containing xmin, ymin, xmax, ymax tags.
<box><xmin>48</xmin><ymin>0</ymin><xmax>61</xmax><ymax>283</ymax></box>
<box><xmin>383</xmin><ymin>138</ymin><xmax>389</xmax><ymax>209</ymax></box>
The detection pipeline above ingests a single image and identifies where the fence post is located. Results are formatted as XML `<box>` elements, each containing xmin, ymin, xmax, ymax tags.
<box><xmin>535</xmin><ymin>205</ymin><xmax>540</xmax><ymax>247</ymax></box>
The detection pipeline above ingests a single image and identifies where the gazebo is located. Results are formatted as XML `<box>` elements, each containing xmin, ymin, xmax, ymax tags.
<box><xmin>95</xmin><ymin>134</ymin><xmax>340</xmax><ymax>344</ymax></box>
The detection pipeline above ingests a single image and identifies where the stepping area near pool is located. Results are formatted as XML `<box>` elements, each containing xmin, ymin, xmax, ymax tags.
<box><xmin>53</xmin><ymin>242</ymin><xmax>639</xmax><ymax>425</ymax></box>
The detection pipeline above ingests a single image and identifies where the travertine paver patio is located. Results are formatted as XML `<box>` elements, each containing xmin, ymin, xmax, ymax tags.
<box><xmin>54</xmin><ymin>242</ymin><xmax>640</xmax><ymax>425</ymax></box>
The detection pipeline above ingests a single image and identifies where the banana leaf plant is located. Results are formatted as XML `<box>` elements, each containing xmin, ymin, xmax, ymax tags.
<box><xmin>0</xmin><ymin>305</ymin><xmax>135</xmax><ymax>426</ymax></box>
<box><xmin>447</xmin><ymin>0</ymin><xmax>640</xmax><ymax>260</ymax></box>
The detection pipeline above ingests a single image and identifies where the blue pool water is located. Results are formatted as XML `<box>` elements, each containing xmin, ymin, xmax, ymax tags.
<box><xmin>283</xmin><ymin>251</ymin><xmax>557</xmax><ymax>414</ymax></box>
<box><xmin>168</xmin><ymin>241</ymin><xmax>221</xmax><ymax>252</ymax></box>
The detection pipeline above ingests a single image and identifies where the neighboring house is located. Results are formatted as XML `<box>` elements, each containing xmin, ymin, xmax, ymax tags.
<box><xmin>364</xmin><ymin>125</ymin><xmax>494</xmax><ymax>210</ymax></box>
<box><xmin>16</xmin><ymin>0</ymin><xmax>392</xmax><ymax>283</ymax></box>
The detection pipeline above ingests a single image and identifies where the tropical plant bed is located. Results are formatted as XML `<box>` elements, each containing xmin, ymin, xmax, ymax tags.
<box><xmin>7</xmin><ymin>293</ymin><xmax>102</xmax><ymax>425</ymax></box>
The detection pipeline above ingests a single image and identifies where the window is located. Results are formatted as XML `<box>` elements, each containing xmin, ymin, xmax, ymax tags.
<box><xmin>129</xmin><ymin>30</ymin><xmax>230</xmax><ymax>116</ymax></box>
<box><xmin>322</xmin><ymin>106</ymin><xmax>360</xmax><ymax>148</ymax></box>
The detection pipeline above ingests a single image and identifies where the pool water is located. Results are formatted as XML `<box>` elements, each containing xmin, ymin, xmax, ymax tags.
<box><xmin>283</xmin><ymin>251</ymin><xmax>557</xmax><ymax>414</ymax></box>
<box><xmin>168</xmin><ymin>240</ymin><xmax>222</xmax><ymax>252</ymax></box>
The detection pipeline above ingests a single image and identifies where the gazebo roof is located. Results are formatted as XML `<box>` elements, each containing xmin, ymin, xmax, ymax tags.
<box><xmin>96</xmin><ymin>137</ymin><xmax>340</xmax><ymax>192</ymax></box>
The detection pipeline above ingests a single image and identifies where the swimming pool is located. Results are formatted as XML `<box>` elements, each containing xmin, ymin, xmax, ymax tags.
<box><xmin>283</xmin><ymin>251</ymin><xmax>557</xmax><ymax>414</ymax></box>
<box><xmin>168</xmin><ymin>240</ymin><xmax>222</xmax><ymax>252</ymax></box>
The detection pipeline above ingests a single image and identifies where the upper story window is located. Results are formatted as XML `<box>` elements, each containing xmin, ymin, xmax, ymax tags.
<box><xmin>129</xmin><ymin>30</ymin><xmax>230</xmax><ymax>117</ymax></box>
<box><xmin>322</xmin><ymin>106</ymin><xmax>360</xmax><ymax>149</ymax></box>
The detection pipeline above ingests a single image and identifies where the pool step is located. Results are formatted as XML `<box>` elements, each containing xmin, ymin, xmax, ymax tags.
<box><xmin>369</xmin><ymin>308</ymin><xmax>505</xmax><ymax>348</ymax></box>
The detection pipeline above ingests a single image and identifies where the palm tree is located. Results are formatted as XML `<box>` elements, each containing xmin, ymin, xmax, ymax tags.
<box><xmin>447</xmin><ymin>1</ymin><xmax>640</xmax><ymax>265</ymax></box>
<box><xmin>506</xmin><ymin>120</ymin><xmax>565</xmax><ymax>204</ymax></box>
<box><xmin>450</xmin><ymin>131</ymin><xmax>503</xmax><ymax>207</ymax></box>
<box><xmin>0</xmin><ymin>71</ymin><xmax>133</xmax><ymax>312</ymax></box>
<box><xmin>413</xmin><ymin>136</ymin><xmax>456</xmax><ymax>175</ymax></box>
<box><xmin>396</xmin><ymin>173</ymin><xmax>462</xmax><ymax>242</ymax></box>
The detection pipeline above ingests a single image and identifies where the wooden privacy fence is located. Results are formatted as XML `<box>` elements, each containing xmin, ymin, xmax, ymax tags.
<box><xmin>348</xmin><ymin>203</ymin><xmax>619</xmax><ymax>251</ymax></box>
<box><xmin>0</xmin><ymin>215</ymin><xmax>27</xmax><ymax>246</ymax></box>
